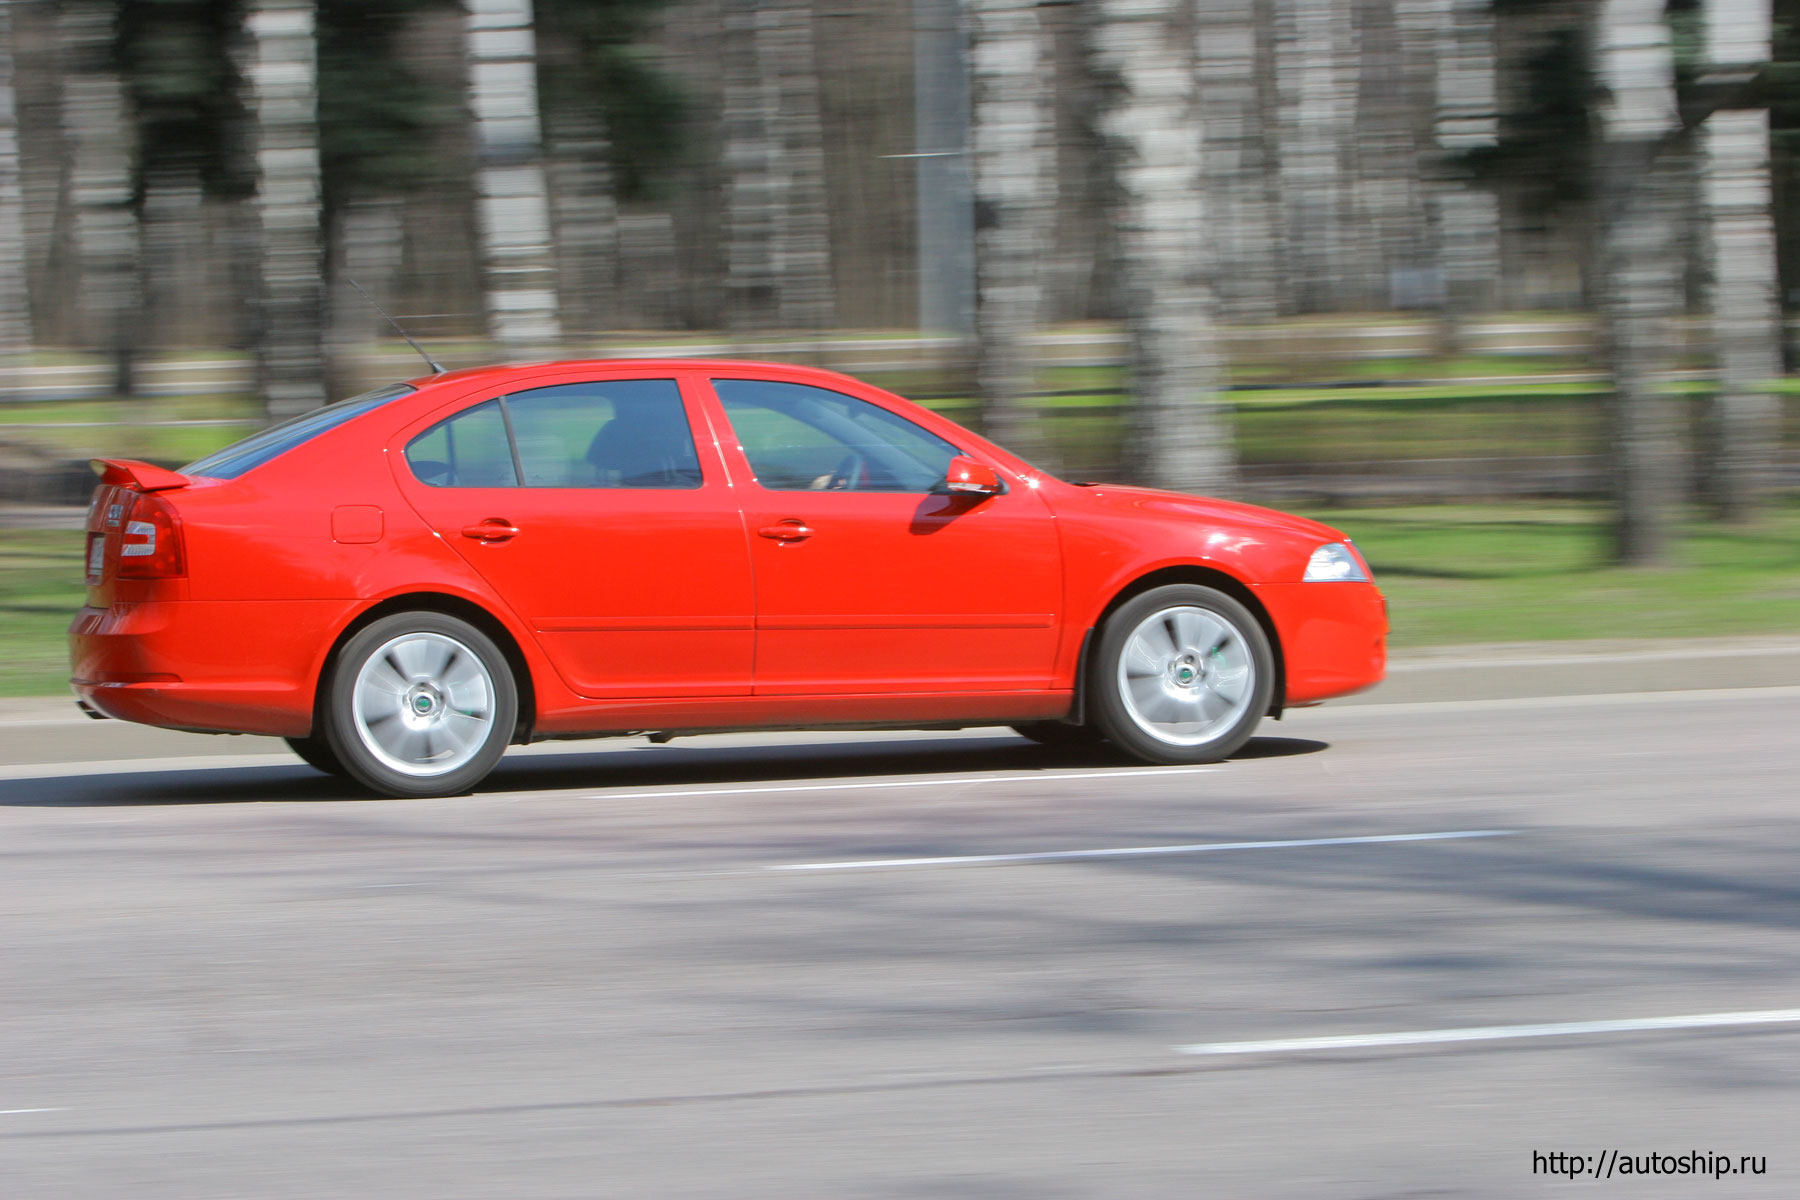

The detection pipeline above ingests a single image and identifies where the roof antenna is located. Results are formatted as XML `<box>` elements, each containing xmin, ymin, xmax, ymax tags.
<box><xmin>348</xmin><ymin>278</ymin><xmax>447</xmax><ymax>375</ymax></box>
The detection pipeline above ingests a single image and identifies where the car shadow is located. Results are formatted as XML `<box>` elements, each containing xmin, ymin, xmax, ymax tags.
<box><xmin>0</xmin><ymin>733</ymin><xmax>1328</xmax><ymax>808</ymax></box>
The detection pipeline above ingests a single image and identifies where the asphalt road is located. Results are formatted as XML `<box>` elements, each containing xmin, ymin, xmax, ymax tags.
<box><xmin>4</xmin><ymin>684</ymin><xmax>1799</xmax><ymax>1197</ymax></box>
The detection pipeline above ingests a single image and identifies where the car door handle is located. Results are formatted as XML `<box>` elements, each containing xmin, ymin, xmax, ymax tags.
<box><xmin>758</xmin><ymin>520</ymin><xmax>813</xmax><ymax>542</ymax></box>
<box><xmin>462</xmin><ymin>520</ymin><xmax>520</xmax><ymax>542</ymax></box>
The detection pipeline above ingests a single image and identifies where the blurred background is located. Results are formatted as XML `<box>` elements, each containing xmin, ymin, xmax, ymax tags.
<box><xmin>1</xmin><ymin>0</ymin><xmax>1798</xmax><ymax>693</ymax></box>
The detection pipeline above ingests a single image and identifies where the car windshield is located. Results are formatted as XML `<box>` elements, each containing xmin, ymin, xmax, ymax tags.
<box><xmin>182</xmin><ymin>385</ymin><xmax>415</xmax><ymax>481</ymax></box>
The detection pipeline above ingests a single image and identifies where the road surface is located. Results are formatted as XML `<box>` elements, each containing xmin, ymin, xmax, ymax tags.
<box><xmin>2</xmin><ymin>680</ymin><xmax>1798</xmax><ymax>1197</ymax></box>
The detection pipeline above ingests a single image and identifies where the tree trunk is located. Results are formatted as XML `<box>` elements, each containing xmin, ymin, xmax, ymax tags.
<box><xmin>1268</xmin><ymin>0</ymin><xmax>1356</xmax><ymax>313</ymax></box>
<box><xmin>722</xmin><ymin>0</ymin><xmax>836</xmax><ymax>334</ymax></box>
<box><xmin>913</xmin><ymin>0</ymin><xmax>975</xmax><ymax>337</ymax></box>
<box><xmin>466</xmin><ymin>0</ymin><xmax>561</xmax><ymax>359</ymax></box>
<box><xmin>326</xmin><ymin>197</ymin><xmax>403</xmax><ymax>396</ymax></box>
<box><xmin>1701</xmin><ymin>0</ymin><xmax>1781</xmax><ymax>522</ymax></box>
<box><xmin>543</xmin><ymin>102</ymin><xmax>619</xmax><ymax>341</ymax></box>
<box><xmin>1194</xmin><ymin>0</ymin><xmax>1279</xmax><ymax>322</ymax></box>
<box><xmin>967</xmin><ymin>0</ymin><xmax>1055</xmax><ymax>464</ymax></box>
<box><xmin>722</xmin><ymin>0</ymin><xmax>778</xmax><ymax>331</ymax></box>
<box><xmin>1347</xmin><ymin>0</ymin><xmax>1436</xmax><ymax>311</ymax></box>
<box><xmin>246</xmin><ymin>0</ymin><xmax>327</xmax><ymax>420</ymax></box>
<box><xmin>1592</xmin><ymin>0</ymin><xmax>1683</xmax><ymax>565</ymax></box>
<box><xmin>762</xmin><ymin>1</ymin><xmax>834</xmax><ymax>331</ymax></box>
<box><xmin>535</xmin><ymin>17</ymin><xmax>619</xmax><ymax>342</ymax></box>
<box><xmin>1089</xmin><ymin>0</ymin><xmax>1237</xmax><ymax>495</ymax></box>
<box><xmin>137</xmin><ymin>169</ymin><xmax>196</xmax><ymax>348</ymax></box>
<box><xmin>0</xmin><ymin>0</ymin><xmax>31</xmax><ymax>394</ymax></box>
<box><xmin>59</xmin><ymin>0</ymin><xmax>139</xmax><ymax>399</ymax></box>
<box><xmin>1427</xmin><ymin>0</ymin><xmax>1500</xmax><ymax>331</ymax></box>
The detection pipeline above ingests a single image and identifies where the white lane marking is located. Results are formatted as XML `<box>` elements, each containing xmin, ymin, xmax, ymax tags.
<box><xmin>770</xmin><ymin>828</ymin><xmax>1515</xmax><ymax>872</ymax></box>
<box><xmin>1177</xmin><ymin>1008</ymin><xmax>1800</xmax><ymax>1057</ymax></box>
<box><xmin>594</xmin><ymin>766</ymin><xmax>1220</xmax><ymax>802</ymax></box>
<box><xmin>1</xmin><ymin>1107</ymin><xmax>68</xmax><ymax>1114</ymax></box>
<box><xmin>1319</xmin><ymin>684</ymin><xmax>1800</xmax><ymax>717</ymax></box>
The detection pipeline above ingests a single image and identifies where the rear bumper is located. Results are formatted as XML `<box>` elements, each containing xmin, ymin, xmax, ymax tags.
<box><xmin>69</xmin><ymin>599</ymin><xmax>353</xmax><ymax>737</ymax></box>
<box><xmin>1255</xmin><ymin>581</ymin><xmax>1388</xmax><ymax>705</ymax></box>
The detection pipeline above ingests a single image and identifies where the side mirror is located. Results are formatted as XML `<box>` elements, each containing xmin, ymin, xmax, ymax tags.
<box><xmin>943</xmin><ymin>455</ymin><xmax>1003</xmax><ymax>497</ymax></box>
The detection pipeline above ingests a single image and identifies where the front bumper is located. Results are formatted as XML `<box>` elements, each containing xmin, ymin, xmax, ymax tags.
<box><xmin>1255</xmin><ymin>581</ymin><xmax>1388</xmax><ymax>705</ymax></box>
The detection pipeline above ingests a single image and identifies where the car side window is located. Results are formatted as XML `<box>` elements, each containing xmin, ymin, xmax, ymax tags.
<box><xmin>507</xmin><ymin>380</ymin><xmax>701</xmax><ymax>489</ymax></box>
<box><xmin>405</xmin><ymin>400</ymin><xmax>518</xmax><ymax>488</ymax></box>
<box><xmin>713</xmin><ymin>379</ymin><xmax>963</xmax><ymax>493</ymax></box>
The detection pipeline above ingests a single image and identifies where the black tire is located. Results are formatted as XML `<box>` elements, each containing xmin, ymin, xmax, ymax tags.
<box><xmin>1009</xmin><ymin>721</ymin><xmax>1109</xmax><ymax>750</ymax></box>
<box><xmin>1088</xmin><ymin>584</ymin><xmax>1275</xmax><ymax>765</ymax></box>
<box><xmin>284</xmin><ymin>734</ymin><xmax>347</xmax><ymax>777</ymax></box>
<box><xmin>321</xmin><ymin>612</ymin><xmax>518</xmax><ymax>798</ymax></box>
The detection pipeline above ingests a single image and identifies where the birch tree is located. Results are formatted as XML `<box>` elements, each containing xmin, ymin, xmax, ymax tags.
<box><xmin>721</xmin><ymin>0</ymin><xmax>777</xmax><ymax>329</ymax></box>
<box><xmin>1090</xmin><ymin>0</ymin><xmax>1237</xmax><ymax>494</ymax></box>
<box><xmin>1428</xmin><ymin>0</ymin><xmax>1500</xmax><ymax>326</ymax></box>
<box><xmin>0</xmin><ymin>0</ymin><xmax>30</xmax><ymax>391</ymax></box>
<box><xmin>246</xmin><ymin>0</ymin><xmax>326</xmax><ymax>419</ymax></box>
<box><xmin>1194</xmin><ymin>0</ymin><xmax>1279</xmax><ymax>321</ymax></box>
<box><xmin>60</xmin><ymin>0</ymin><xmax>139</xmax><ymax>398</ymax></box>
<box><xmin>1269</xmin><ymin>0</ymin><xmax>1356</xmax><ymax>312</ymax></box>
<box><xmin>722</xmin><ymin>0</ymin><xmax>835</xmax><ymax>332</ymax></box>
<box><xmin>914</xmin><ymin>0</ymin><xmax>975</xmax><ymax>336</ymax></box>
<box><xmin>1701</xmin><ymin>0</ymin><xmax>1781</xmax><ymax>521</ymax></box>
<box><xmin>1592</xmin><ymin>0</ymin><xmax>1684</xmax><ymax>564</ymax></box>
<box><xmin>543</xmin><ymin>98</ymin><xmax>619</xmax><ymax>338</ymax></box>
<box><xmin>534</xmin><ymin>3</ymin><xmax>621</xmax><ymax>338</ymax></box>
<box><xmin>467</xmin><ymin>0</ymin><xmax>561</xmax><ymax>358</ymax></box>
<box><xmin>967</xmin><ymin>0</ymin><xmax>1054</xmax><ymax>461</ymax></box>
<box><xmin>1346</xmin><ymin>0</ymin><xmax>1433</xmax><ymax>311</ymax></box>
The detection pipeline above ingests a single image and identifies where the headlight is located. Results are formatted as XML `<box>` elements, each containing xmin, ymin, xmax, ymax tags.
<box><xmin>1304</xmin><ymin>542</ymin><xmax>1368</xmax><ymax>582</ymax></box>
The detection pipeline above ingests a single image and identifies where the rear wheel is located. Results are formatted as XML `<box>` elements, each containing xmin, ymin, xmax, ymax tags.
<box><xmin>1089</xmin><ymin>584</ymin><xmax>1274</xmax><ymax>765</ymax></box>
<box><xmin>284</xmin><ymin>734</ymin><xmax>346</xmax><ymax>777</ymax></box>
<box><xmin>322</xmin><ymin>612</ymin><xmax>518</xmax><ymax>798</ymax></box>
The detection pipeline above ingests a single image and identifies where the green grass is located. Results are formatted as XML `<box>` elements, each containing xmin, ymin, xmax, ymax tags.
<box><xmin>0</xmin><ymin>530</ymin><xmax>85</xmax><ymax>697</ymax></box>
<box><xmin>1307</xmin><ymin>503</ymin><xmax>1800</xmax><ymax>647</ymax></box>
<box><xmin>6</xmin><ymin>502</ymin><xmax>1799</xmax><ymax>695</ymax></box>
<box><xmin>0</xmin><ymin>395</ymin><xmax>262</xmax><ymax>466</ymax></box>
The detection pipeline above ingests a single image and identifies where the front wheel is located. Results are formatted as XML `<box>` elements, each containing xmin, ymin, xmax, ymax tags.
<box><xmin>1089</xmin><ymin>584</ymin><xmax>1274</xmax><ymax>765</ymax></box>
<box><xmin>321</xmin><ymin>612</ymin><xmax>518</xmax><ymax>798</ymax></box>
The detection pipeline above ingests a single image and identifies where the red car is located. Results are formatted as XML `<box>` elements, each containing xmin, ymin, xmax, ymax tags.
<box><xmin>71</xmin><ymin>361</ymin><xmax>1386</xmax><ymax>797</ymax></box>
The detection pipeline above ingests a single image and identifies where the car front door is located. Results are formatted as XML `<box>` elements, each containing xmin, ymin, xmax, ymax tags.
<box><xmin>704</xmin><ymin>376</ymin><xmax>1063</xmax><ymax>695</ymax></box>
<box><xmin>393</xmin><ymin>372</ymin><xmax>755</xmax><ymax>699</ymax></box>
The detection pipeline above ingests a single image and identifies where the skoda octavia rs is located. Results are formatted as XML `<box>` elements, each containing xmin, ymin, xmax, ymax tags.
<box><xmin>71</xmin><ymin>361</ymin><xmax>1386</xmax><ymax>797</ymax></box>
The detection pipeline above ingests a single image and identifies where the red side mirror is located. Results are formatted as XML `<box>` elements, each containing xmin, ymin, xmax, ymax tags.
<box><xmin>944</xmin><ymin>455</ymin><xmax>1003</xmax><ymax>497</ymax></box>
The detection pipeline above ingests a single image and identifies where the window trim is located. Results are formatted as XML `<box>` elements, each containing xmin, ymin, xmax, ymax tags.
<box><xmin>402</xmin><ymin>376</ymin><xmax>706</xmax><ymax>491</ymax></box>
<box><xmin>708</xmin><ymin>376</ymin><xmax>977</xmax><ymax>496</ymax></box>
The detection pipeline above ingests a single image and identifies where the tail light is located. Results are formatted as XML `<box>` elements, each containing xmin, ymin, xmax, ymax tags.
<box><xmin>115</xmin><ymin>491</ymin><xmax>186</xmax><ymax>579</ymax></box>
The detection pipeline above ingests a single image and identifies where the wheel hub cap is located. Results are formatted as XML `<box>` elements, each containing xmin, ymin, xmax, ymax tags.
<box><xmin>350</xmin><ymin>632</ymin><xmax>496</xmax><ymax>778</ymax></box>
<box><xmin>1117</xmin><ymin>606</ymin><xmax>1256</xmax><ymax>747</ymax></box>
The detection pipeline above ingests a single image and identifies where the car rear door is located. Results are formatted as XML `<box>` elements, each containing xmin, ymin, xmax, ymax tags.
<box><xmin>702</xmin><ymin>375</ymin><xmax>1063</xmax><ymax>695</ymax></box>
<box><xmin>392</xmin><ymin>371</ymin><xmax>755</xmax><ymax>700</ymax></box>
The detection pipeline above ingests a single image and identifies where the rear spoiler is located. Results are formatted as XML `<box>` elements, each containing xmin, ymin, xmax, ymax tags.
<box><xmin>90</xmin><ymin>458</ymin><xmax>193</xmax><ymax>492</ymax></box>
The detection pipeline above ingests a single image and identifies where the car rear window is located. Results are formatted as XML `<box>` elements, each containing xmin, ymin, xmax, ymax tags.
<box><xmin>182</xmin><ymin>384</ymin><xmax>415</xmax><ymax>480</ymax></box>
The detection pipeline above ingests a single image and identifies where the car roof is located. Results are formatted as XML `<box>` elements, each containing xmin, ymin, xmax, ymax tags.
<box><xmin>400</xmin><ymin>359</ymin><xmax>873</xmax><ymax>392</ymax></box>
